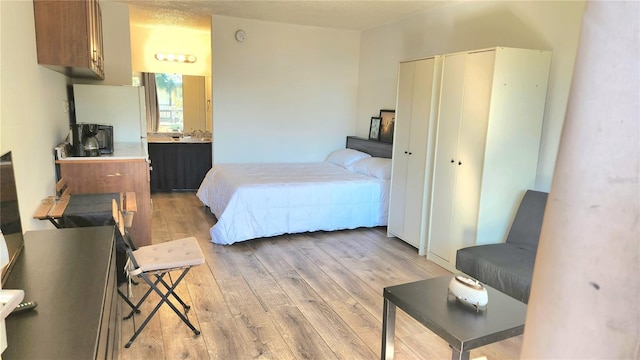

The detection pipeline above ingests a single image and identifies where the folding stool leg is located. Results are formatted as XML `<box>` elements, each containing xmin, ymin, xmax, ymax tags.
<box><xmin>156</xmin><ymin>273</ymin><xmax>191</xmax><ymax>312</ymax></box>
<box><xmin>123</xmin><ymin>276</ymin><xmax>162</xmax><ymax>320</ymax></box>
<box><xmin>118</xmin><ymin>289</ymin><xmax>140</xmax><ymax>314</ymax></box>
<box><xmin>124</xmin><ymin>267</ymin><xmax>200</xmax><ymax>348</ymax></box>
<box><xmin>146</xmin><ymin>269</ymin><xmax>199</xmax><ymax>332</ymax></box>
<box><xmin>123</xmin><ymin>272</ymin><xmax>186</xmax><ymax>319</ymax></box>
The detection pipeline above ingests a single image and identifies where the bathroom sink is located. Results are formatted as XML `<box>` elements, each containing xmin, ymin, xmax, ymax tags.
<box><xmin>172</xmin><ymin>137</ymin><xmax>211</xmax><ymax>143</ymax></box>
<box><xmin>147</xmin><ymin>135</ymin><xmax>211</xmax><ymax>143</ymax></box>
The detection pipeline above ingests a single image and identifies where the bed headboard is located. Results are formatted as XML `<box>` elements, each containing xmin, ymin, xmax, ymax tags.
<box><xmin>346</xmin><ymin>136</ymin><xmax>393</xmax><ymax>158</ymax></box>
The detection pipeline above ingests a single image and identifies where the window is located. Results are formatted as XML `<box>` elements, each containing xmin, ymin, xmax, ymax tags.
<box><xmin>155</xmin><ymin>73</ymin><xmax>184</xmax><ymax>132</ymax></box>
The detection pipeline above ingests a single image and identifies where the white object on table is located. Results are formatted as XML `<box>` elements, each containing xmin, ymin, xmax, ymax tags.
<box><xmin>448</xmin><ymin>275</ymin><xmax>488</xmax><ymax>310</ymax></box>
<box><xmin>0</xmin><ymin>231</ymin><xmax>25</xmax><ymax>354</ymax></box>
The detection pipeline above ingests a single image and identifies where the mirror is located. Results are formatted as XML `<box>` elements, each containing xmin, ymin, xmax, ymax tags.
<box><xmin>128</xmin><ymin>6</ymin><xmax>212</xmax><ymax>135</ymax></box>
<box><xmin>147</xmin><ymin>73</ymin><xmax>212</xmax><ymax>134</ymax></box>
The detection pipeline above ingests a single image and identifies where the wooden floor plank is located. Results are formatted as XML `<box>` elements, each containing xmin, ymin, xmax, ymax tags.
<box><xmin>188</xmin><ymin>260</ymin><xmax>295</xmax><ymax>359</ymax></box>
<box><xmin>307</xmin><ymin>232</ymin><xmax>435</xmax><ymax>338</ymax></box>
<box><xmin>292</xmin><ymin>233</ymin><xmax>435</xmax><ymax>339</ymax></box>
<box><xmin>271</xmin><ymin>304</ymin><xmax>339</xmax><ymax>359</ymax></box>
<box><xmin>274</xmin><ymin>269</ymin><xmax>376</xmax><ymax>358</ymax></box>
<box><xmin>118</xmin><ymin>192</ymin><xmax>523</xmax><ymax>360</ymax></box>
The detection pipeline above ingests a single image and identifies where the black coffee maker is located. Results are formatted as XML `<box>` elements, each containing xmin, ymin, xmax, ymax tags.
<box><xmin>71</xmin><ymin>123</ymin><xmax>101</xmax><ymax>157</ymax></box>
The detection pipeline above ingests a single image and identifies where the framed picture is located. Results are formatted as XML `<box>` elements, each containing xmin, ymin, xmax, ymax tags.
<box><xmin>378</xmin><ymin>109</ymin><xmax>395</xmax><ymax>143</ymax></box>
<box><xmin>369</xmin><ymin>117</ymin><xmax>381</xmax><ymax>140</ymax></box>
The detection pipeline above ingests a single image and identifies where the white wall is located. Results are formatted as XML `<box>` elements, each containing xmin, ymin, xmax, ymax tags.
<box><xmin>130</xmin><ymin>23</ymin><xmax>211</xmax><ymax>77</ymax></box>
<box><xmin>0</xmin><ymin>1</ymin><xmax>132</xmax><ymax>233</ymax></box>
<box><xmin>212</xmin><ymin>16</ymin><xmax>360</xmax><ymax>163</ymax></box>
<box><xmin>1</xmin><ymin>0</ymin><xmax>70</xmax><ymax>232</ymax></box>
<box><xmin>356</xmin><ymin>0</ymin><xmax>586</xmax><ymax>191</ymax></box>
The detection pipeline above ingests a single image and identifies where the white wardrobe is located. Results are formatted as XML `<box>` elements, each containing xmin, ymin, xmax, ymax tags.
<box><xmin>387</xmin><ymin>57</ymin><xmax>441</xmax><ymax>253</ymax></box>
<box><xmin>388</xmin><ymin>47</ymin><xmax>552</xmax><ymax>272</ymax></box>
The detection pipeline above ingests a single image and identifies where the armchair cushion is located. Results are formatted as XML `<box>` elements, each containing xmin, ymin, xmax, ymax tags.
<box><xmin>456</xmin><ymin>243</ymin><xmax>535</xmax><ymax>303</ymax></box>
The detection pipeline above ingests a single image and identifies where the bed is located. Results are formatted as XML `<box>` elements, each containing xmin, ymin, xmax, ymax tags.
<box><xmin>196</xmin><ymin>137</ymin><xmax>393</xmax><ymax>245</ymax></box>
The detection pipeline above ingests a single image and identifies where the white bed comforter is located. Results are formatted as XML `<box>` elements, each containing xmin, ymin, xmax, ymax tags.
<box><xmin>196</xmin><ymin>162</ymin><xmax>390</xmax><ymax>245</ymax></box>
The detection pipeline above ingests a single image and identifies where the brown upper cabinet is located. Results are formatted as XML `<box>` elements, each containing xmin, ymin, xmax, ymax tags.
<box><xmin>33</xmin><ymin>0</ymin><xmax>104</xmax><ymax>79</ymax></box>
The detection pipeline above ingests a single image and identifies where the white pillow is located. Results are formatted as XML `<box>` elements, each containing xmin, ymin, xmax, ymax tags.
<box><xmin>325</xmin><ymin>148</ymin><xmax>371</xmax><ymax>168</ymax></box>
<box><xmin>349</xmin><ymin>157</ymin><xmax>392</xmax><ymax>179</ymax></box>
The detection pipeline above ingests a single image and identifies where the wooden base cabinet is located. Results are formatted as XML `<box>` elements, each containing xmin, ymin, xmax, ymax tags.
<box><xmin>387</xmin><ymin>57</ymin><xmax>441</xmax><ymax>254</ymax></box>
<box><xmin>427</xmin><ymin>47</ymin><xmax>551</xmax><ymax>272</ymax></box>
<box><xmin>57</xmin><ymin>158</ymin><xmax>152</xmax><ymax>246</ymax></box>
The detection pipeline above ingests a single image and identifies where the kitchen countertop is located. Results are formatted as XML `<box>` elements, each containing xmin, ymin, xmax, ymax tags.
<box><xmin>56</xmin><ymin>141</ymin><xmax>149</xmax><ymax>162</ymax></box>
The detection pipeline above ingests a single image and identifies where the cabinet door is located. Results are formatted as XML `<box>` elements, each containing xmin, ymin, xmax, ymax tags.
<box><xmin>176</xmin><ymin>143</ymin><xmax>213</xmax><ymax>190</ymax></box>
<box><xmin>429</xmin><ymin>53</ymin><xmax>466</xmax><ymax>261</ymax></box>
<box><xmin>91</xmin><ymin>0</ymin><xmax>104</xmax><ymax>76</ymax></box>
<box><xmin>33</xmin><ymin>0</ymin><xmax>104</xmax><ymax>79</ymax></box>
<box><xmin>148</xmin><ymin>143</ymin><xmax>179</xmax><ymax>192</ymax></box>
<box><xmin>87</xmin><ymin>0</ymin><xmax>97</xmax><ymax>67</ymax></box>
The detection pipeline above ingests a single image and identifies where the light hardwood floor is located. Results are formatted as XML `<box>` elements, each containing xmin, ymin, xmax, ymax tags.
<box><xmin>118</xmin><ymin>192</ymin><xmax>523</xmax><ymax>359</ymax></box>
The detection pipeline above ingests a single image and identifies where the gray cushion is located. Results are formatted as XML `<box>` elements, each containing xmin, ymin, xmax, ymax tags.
<box><xmin>456</xmin><ymin>244</ymin><xmax>535</xmax><ymax>303</ymax></box>
<box><xmin>505</xmin><ymin>190</ymin><xmax>548</xmax><ymax>252</ymax></box>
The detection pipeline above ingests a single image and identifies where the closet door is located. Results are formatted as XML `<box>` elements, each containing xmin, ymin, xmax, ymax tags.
<box><xmin>451</xmin><ymin>50</ymin><xmax>495</xmax><ymax>251</ymax></box>
<box><xmin>429</xmin><ymin>50</ymin><xmax>496</xmax><ymax>262</ymax></box>
<box><xmin>429</xmin><ymin>53</ymin><xmax>466</xmax><ymax>261</ymax></box>
<box><xmin>404</xmin><ymin>59</ymin><xmax>435</xmax><ymax>248</ymax></box>
<box><xmin>428</xmin><ymin>47</ymin><xmax>550</xmax><ymax>272</ymax></box>
<box><xmin>388</xmin><ymin>58</ymin><xmax>436</xmax><ymax>250</ymax></box>
<box><xmin>388</xmin><ymin>61</ymin><xmax>415</xmax><ymax>238</ymax></box>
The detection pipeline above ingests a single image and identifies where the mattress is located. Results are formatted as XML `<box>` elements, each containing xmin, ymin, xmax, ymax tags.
<box><xmin>196</xmin><ymin>162</ymin><xmax>390</xmax><ymax>244</ymax></box>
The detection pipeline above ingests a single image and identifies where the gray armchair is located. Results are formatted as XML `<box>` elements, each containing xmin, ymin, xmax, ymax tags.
<box><xmin>456</xmin><ymin>190</ymin><xmax>548</xmax><ymax>303</ymax></box>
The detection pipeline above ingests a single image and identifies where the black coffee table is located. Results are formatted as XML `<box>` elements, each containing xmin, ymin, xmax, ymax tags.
<box><xmin>382</xmin><ymin>275</ymin><xmax>527</xmax><ymax>360</ymax></box>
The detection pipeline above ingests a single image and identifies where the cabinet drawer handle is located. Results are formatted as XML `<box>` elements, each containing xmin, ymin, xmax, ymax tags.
<box><xmin>451</xmin><ymin>159</ymin><xmax>455</xmax><ymax>163</ymax></box>
<box><xmin>106</xmin><ymin>173</ymin><xmax>122</xmax><ymax>177</ymax></box>
<box><xmin>458</xmin><ymin>161</ymin><xmax>462</xmax><ymax>165</ymax></box>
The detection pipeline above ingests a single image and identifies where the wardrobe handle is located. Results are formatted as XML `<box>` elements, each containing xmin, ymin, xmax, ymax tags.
<box><xmin>405</xmin><ymin>151</ymin><xmax>408</xmax><ymax>154</ymax></box>
<box><xmin>451</xmin><ymin>159</ymin><xmax>455</xmax><ymax>163</ymax></box>
<box><xmin>458</xmin><ymin>161</ymin><xmax>462</xmax><ymax>165</ymax></box>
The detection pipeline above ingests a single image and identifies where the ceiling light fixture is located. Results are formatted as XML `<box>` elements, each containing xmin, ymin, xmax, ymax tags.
<box><xmin>154</xmin><ymin>52</ymin><xmax>197</xmax><ymax>63</ymax></box>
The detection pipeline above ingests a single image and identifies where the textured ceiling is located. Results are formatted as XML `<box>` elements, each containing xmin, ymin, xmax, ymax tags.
<box><xmin>124</xmin><ymin>0</ymin><xmax>456</xmax><ymax>31</ymax></box>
